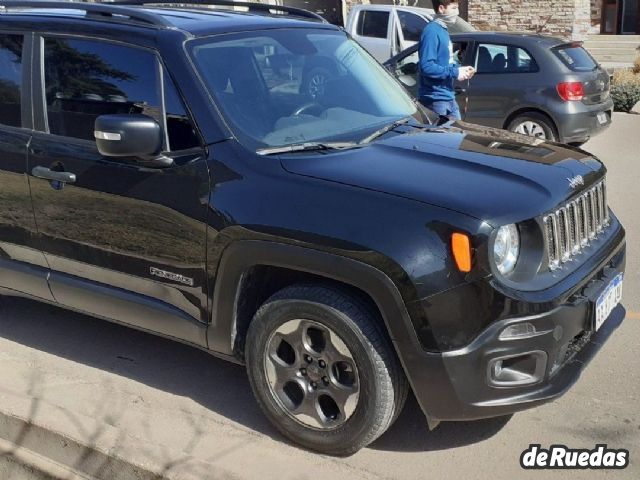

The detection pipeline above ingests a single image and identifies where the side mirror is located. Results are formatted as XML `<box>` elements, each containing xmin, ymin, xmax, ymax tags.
<box><xmin>400</xmin><ymin>62</ymin><xmax>418</xmax><ymax>75</ymax></box>
<box><xmin>94</xmin><ymin>114</ymin><xmax>172</xmax><ymax>168</ymax></box>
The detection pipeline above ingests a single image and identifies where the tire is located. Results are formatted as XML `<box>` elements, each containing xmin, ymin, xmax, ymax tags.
<box><xmin>507</xmin><ymin>112</ymin><xmax>558</xmax><ymax>142</ymax></box>
<box><xmin>245</xmin><ymin>283</ymin><xmax>408</xmax><ymax>455</ymax></box>
<box><xmin>303</xmin><ymin>66</ymin><xmax>332</xmax><ymax>101</ymax></box>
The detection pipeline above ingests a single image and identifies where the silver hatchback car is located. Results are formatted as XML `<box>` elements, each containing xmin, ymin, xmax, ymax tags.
<box><xmin>385</xmin><ymin>32</ymin><xmax>614</xmax><ymax>145</ymax></box>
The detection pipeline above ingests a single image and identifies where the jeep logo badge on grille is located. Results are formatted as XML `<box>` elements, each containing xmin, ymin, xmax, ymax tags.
<box><xmin>567</xmin><ymin>175</ymin><xmax>585</xmax><ymax>189</ymax></box>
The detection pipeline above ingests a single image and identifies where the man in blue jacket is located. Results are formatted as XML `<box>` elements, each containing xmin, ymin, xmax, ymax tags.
<box><xmin>419</xmin><ymin>0</ymin><xmax>474</xmax><ymax>120</ymax></box>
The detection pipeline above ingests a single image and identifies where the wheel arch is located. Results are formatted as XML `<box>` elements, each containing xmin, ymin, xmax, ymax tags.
<box><xmin>207</xmin><ymin>240</ymin><xmax>422</xmax><ymax>358</ymax></box>
<box><xmin>503</xmin><ymin>107</ymin><xmax>560</xmax><ymax>140</ymax></box>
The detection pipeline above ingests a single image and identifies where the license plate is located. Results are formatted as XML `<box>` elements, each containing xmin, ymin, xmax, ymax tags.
<box><xmin>597</xmin><ymin>112</ymin><xmax>608</xmax><ymax>125</ymax></box>
<box><xmin>594</xmin><ymin>273</ymin><xmax>623</xmax><ymax>332</ymax></box>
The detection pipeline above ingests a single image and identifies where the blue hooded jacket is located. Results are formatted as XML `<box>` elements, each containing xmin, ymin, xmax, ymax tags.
<box><xmin>418</xmin><ymin>21</ymin><xmax>460</xmax><ymax>102</ymax></box>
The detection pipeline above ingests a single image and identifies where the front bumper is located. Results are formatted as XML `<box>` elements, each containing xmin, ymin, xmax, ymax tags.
<box><xmin>403</xmin><ymin>227</ymin><xmax>626</xmax><ymax>423</ymax></box>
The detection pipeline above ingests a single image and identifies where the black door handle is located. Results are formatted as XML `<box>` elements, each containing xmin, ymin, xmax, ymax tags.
<box><xmin>32</xmin><ymin>166</ymin><xmax>76</xmax><ymax>184</ymax></box>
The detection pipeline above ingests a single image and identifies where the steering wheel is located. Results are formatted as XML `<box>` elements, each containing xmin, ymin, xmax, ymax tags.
<box><xmin>292</xmin><ymin>102</ymin><xmax>323</xmax><ymax>117</ymax></box>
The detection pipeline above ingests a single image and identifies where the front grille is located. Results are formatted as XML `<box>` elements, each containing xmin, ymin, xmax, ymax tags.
<box><xmin>543</xmin><ymin>180</ymin><xmax>610</xmax><ymax>270</ymax></box>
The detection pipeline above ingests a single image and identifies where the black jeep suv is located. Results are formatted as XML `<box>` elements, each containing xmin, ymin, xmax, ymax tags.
<box><xmin>0</xmin><ymin>0</ymin><xmax>626</xmax><ymax>455</ymax></box>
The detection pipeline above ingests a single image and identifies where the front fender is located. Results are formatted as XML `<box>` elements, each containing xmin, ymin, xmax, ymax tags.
<box><xmin>208</xmin><ymin>240</ymin><xmax>422</xmax><ymax>356</ymax></box>
<box><xmin>207</xmin><ymin>239</ymin><xmax>450</xmax><ymax>427</ymax></box>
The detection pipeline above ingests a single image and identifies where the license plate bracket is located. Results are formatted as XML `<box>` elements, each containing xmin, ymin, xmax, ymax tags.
<box><xmin>597</xmin><ymin>112</ymin><xmax>608</xmax><ymax>125</ymax></box>
<box><xmin>593</xmin><ymin>273</ymin><xmax>623</xmax><ymax>332</ymax></box>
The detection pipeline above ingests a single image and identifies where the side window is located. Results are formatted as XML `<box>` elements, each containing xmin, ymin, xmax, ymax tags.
<box><xmin>475</xmin><ymin>43</ymin><xmax>538</xmax><ymax>74</ymax></box>
<box><xmin>514</xmin><ymin>48</ymin><xmax>538</xmax><ymax>73</ymax></box>
<box><xmin>452</xmin><ymin>41</ymin><xmax>470</xmax><ymax>65</ymax></box>
<box><xmin>397</xmin><ymin>11</ymin><xmax>427</xmax><ymax>43</ymax></box>
<box><xmin>44</xmin><ymin>38</ymin><xmax>161</xmax><ymax>141</ymax></box>
<box><xmin>357</xmin><ymin>10</ymin><xmax>390</xmax><ymax>39</ymax></box>
<box><xmin>0</xmin><ymin>34</ymin><xmax>23</xmax><ymax>128</ymax></box>
<box><xmin>163</xmin><ymin>68</ymin><xmax>200</xmax><ymax>151</ymax></box>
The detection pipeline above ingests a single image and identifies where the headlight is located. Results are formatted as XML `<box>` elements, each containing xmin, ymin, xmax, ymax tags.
<box><xmin>494</xmin><ymin>224</ymin><xmax>520</xmax><ymax>275</ymax></box>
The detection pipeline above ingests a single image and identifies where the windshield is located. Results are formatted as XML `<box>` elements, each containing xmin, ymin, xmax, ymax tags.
<box><xmin>189</xmin><ymin>29</ymin><xmax>429</xmax><ymax>151</ymax></box>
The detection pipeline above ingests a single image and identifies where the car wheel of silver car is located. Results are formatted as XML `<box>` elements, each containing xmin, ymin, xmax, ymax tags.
<box><xmin>508</xmin><ymin>112</ymin><xmax>558</xmax><ymax>142</ymax></box>
<box><xmin>304</xmin><ymin>67</ymin><xmax>332</xmax><ymax>100</ymax></box>
<box><xmin>245</xmin><ymin>284</ymin><xmax>408</xmax><ymax>455</ymax></box>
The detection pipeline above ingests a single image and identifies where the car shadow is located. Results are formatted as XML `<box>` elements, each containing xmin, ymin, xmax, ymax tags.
<box><xmin>0</xmin><ymin>297</ymin><xmax>510</xmax><ymax>454</ymax></box>
<box><xmin>370</xmin><ymin>393</ymin><xmax>512</xmax><ymax>452</ymax></box>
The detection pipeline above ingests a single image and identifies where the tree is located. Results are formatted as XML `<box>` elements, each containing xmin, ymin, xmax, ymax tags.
<box><xmin>44</xmin><ymin>39</ymin><xmax>134</xmax><ymax>101</ymax></box>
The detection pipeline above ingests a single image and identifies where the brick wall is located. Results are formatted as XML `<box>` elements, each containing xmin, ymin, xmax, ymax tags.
<box><xmin>468</xmin><ymin>0</ymin><xmax>594</xmax><ymax>40</ymax></box>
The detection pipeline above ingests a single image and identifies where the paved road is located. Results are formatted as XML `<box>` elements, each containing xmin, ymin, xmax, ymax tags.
<box><xmin>0</xmin><ymin>114</ymin><xmax>638</xmax><ymax>480</ymax></box>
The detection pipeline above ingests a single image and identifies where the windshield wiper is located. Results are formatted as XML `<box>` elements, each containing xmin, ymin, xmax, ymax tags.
<box><xmin>359</xmin><ymin>117</ymin><xmax>412</xmax><ymax>145</ymax></box>
<box><xmin>256</xmin><ymin>118</ymin><xmax>414</xmax><ymax>156</ymax></box>
<box><xmin>256</xmin><ymin>142</ymin><xmax>360</xmax><ymax>156</ymax></box>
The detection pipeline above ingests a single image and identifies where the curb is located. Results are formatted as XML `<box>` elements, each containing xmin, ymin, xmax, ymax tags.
<box><xmin>0</xmin><ymin>436</ymin><xmax>92</xmax><ymax>480</ymax></box>
<box><xmin>0</xmin><ymin>390</ymin><xmax>236</xmax><ymax>480</ymax></box>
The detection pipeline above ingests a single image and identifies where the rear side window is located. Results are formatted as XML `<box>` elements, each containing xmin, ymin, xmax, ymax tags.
<box><xmin>0</xmin><ymin>35</ymin><xmax>23</xmax><ymax>128</ymax></box>
<box><xmin>554</xmin><ymin>45</ymin><xmax>597</xmax><ymax>72</ymax></box>
<box><xmin>357</xmin><ymin>10</ymin><xmax>390</xmax><ymax>39</ymax></box>
<box><xmin>397</xmin><ymin>11</ymin><xmax>427</xmax><ymax>43</ymax></box>
<box><xmin>475</xmin><ymin>43</ymin><xmax>538</xmax><ymax>74</ymax></box>
<box><xmin>44</xmin><ymin>38</ymin><xmax>162</xmax><ymax>141</ymax></box>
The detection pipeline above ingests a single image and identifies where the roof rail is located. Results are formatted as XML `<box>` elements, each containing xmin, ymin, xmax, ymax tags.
<box><xmin>103</xmin><ymin>0</ymin><xmax>327</xmax><ymax>23</ymax></box>
<box><xmin>0</xmin><ymin>0</ymin><xmax>174</xmax><ymax>27</ymax></box>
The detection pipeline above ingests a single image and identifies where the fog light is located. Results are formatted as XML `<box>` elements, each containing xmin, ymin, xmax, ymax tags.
<box><xmin>499</xmin><ymin>322</ymin><xmax>537</xmax><ymax>340</ymax></box>
<box><xmin>488</xmin><ymin>351</ymin><xmax>547</xmax><ymax>387</ymax></box>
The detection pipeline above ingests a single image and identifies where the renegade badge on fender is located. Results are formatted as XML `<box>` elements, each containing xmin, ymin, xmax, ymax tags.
<box><xmin>0</xmin><ymin>0</ymin><xmax>625</xmax><ymax>455</ymax></box>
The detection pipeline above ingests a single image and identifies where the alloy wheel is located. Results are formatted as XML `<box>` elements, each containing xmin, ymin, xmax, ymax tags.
<box><xmin>264</xmin><ymin>319</ymin><xmax>360</xmax><ymax>430</ymax></box>
<box><xmin>512</xmin><ymin>121</ymin><xmax>547</xmax><ymax>139</ymax></box>
<box><xmin>308</xmin><ymin>73</ymin><xmax>327</xmax><ymax>99</ymax></box>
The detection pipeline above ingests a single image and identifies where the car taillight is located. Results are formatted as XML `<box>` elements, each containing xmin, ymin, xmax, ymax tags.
<box><xmin>557</xmin><ymin>82</ymin><xmax>585</xmax><ymax>101</ymax></box>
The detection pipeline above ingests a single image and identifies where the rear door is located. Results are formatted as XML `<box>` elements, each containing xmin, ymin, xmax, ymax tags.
<box><xmin>28</xmin><ymin>35</ymin><xmax>209</xmax><ymax>344</ymax></box>
<box><xmin>465</xmin><ymin>42</ymin><xmax>540</xmax><ymax>127</ymax></box>
<box><xmin>0</xmin><ymin>32</ymin><xmax>54</xmax><ymax>301</ymax></box>
<box><xmin>349</xmin><ymin>8</ymin><xmax>393</xmax><ymax>62</ymax></box>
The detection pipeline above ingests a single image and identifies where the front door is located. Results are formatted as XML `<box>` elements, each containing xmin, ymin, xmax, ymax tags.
<box><xmin>602</xmin><ymin>0</ymin><xmax>621</xmax><ymax>33</ymax></box>
<box><xmin>393</xmin><ymin>9</ymin><xmax>428</xmax><ymax>56</ymax></box>
<box><xmin>0</xmin><ymin>33</ymin><xmax>54</xmax><ymax>301</ymax></box>
<box><xmin>28</xmin><ymin>35</ymin><xmax>209</xmax><ymax>343</ymax></box>
<box><xmin>621</xmin><ymin>0</ymin><xmax>640</xmax><ymax>33</ymax></box>
<box><xmin>390</xmin><ymin>40</ymin><xmax>471</xmax><ymax>115</ymax></box>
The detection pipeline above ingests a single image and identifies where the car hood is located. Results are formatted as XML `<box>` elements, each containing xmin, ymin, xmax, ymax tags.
<box><xmin>280</xmin><ymin>122</ymin><xmax>605</xmax><ymax>226</ymax></box>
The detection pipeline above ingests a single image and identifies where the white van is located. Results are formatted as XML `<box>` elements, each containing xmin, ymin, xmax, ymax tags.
<box><xmin>345</xmin><ymin>4</ymin><xmax>475</xmax><ymax>63</ymax></box>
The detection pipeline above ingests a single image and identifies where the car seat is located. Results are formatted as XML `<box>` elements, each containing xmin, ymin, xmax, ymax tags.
<box><xmin>492</xmin><ymin>53</ymin><xmax>507</xmax><ymax>72</ymax></box>
<box><xmin>477</xmin><ymin>46</ymin><xmax>493</xmax><ymax>72</ymax></box>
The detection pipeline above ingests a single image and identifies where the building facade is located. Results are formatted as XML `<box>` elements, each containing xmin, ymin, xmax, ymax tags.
<box><xmin>468</xmin><ymin>0</ymin><xmax>639</xmax><ymax>39</ymax></box>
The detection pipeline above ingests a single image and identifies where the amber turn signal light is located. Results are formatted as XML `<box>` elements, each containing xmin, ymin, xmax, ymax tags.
<box><xmin>451</xmin><ymin>233</ymin><xmax>472</xmax><ymax>273</ymax></box>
